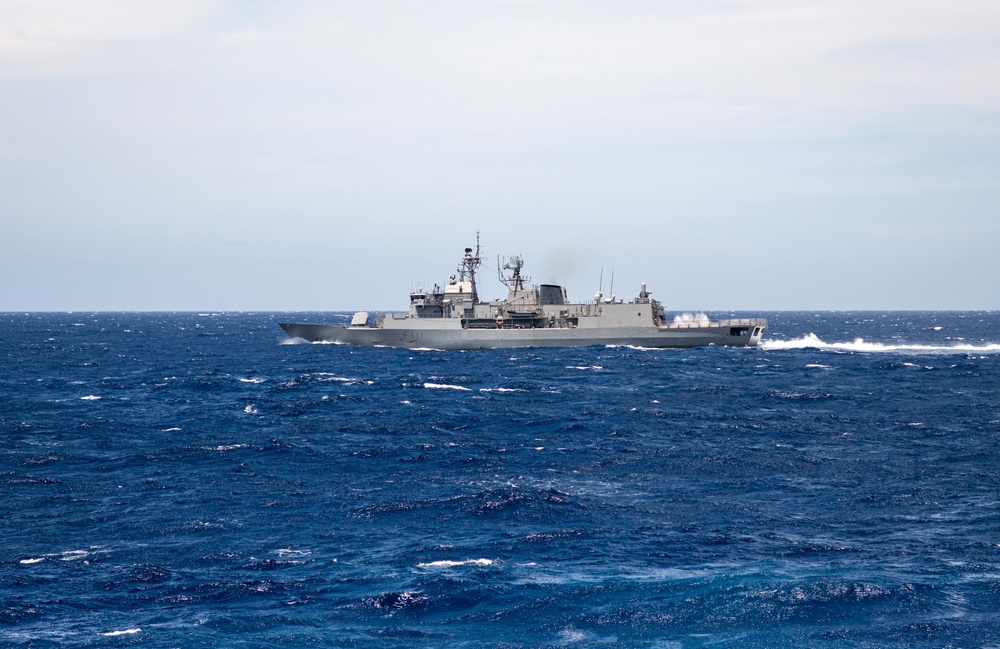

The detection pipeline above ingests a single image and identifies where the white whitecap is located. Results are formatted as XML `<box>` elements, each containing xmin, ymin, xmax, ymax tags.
<box><xmin>567</xmin><ymin>365</ymin><xmax>602</xmax><ymax>371</ymax></box>
<box><xmin>80</xmin><ymin>395</ymin><xmax>101</xmax><ymax>401</ymax></box>
<box><xmin>559</xmin><ymin>628</ymin><xmax>588</xmax><ymax>642</ymax></box>
<box><xmin>238</xmin><ymin>377</ymin><xmax>266</xmax><ymax>384</ymax></box>
<box><xmin>60</xmin><ymin>550</ymin><xmax>91</xmax><ymax>561</ymax></box>
<box><xmin>479</xmin><ymin>387</ymin><xmax>525</xmax><ymax>393</ymax></box>
<box><xmin>163</xmin><ymin>427</ymin><xmax>182</xmax><ymax>432</ymax></box>
<box><xmin>423</xmin><ymin>383</ymin><xmax>471</xmax><ymax>391</ymax></box>
<box><xmin>206</xmin><ymin>444</ymin><xmax>247</xmax><ymax>452</ymax></box>
<box><xmin>805</xmin><ymin>364</ymin><xmax>831</xmax><ymax>369</ymax></box>
<box><xmin>314</xmin><ymin>373</ymin><xmax>355</xmax><ymax>383</ymax></box>
<box><xmin>244</xmin><ymin>404</ymin><xmax>259</xmax><ymax>414</ymax></box>
<box><xmin>417</xmin><ymin>558</ymin><xmax>494</xmax><ymax>568</ymax></box>
<box><xmin>101</xmin><ymin>629</ymin><xmax>141</xmax><ymax>636</ymax></box>
<box><xmin>19</xmin><ymin>557</ymin><xmax>45</xmax><ymax>564</ymax></box>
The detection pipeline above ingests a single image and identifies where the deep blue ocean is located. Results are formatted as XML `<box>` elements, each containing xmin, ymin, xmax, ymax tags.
<box><xmin>2</xmin><ymin>311</ymin><xmax>999</xmax><ymax>648</ymax></box>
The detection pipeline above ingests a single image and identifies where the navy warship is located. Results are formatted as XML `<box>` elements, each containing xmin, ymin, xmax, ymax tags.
<box><xmin>280</xmin><ymin>239</ymin><xmax>767</xmax><ymax>350</ymax></box>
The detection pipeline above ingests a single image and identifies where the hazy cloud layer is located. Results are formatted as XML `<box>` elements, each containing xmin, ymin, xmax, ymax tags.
<box><xmin>2</xmin><ymin>1</ymin><xmax>997</xmax><ymax>310</ymax></box>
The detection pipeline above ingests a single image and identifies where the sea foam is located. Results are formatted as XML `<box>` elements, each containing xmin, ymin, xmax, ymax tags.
<box><xmin>762</xmin><ymin>333</ymin><xmax>1000</xmax><ymax>354</ymax></box>
<box><xmin>417</xmin><ymin>558</ymin><xmax>494</xmax><ymax>568</ymax></box>
<box><xmin>423</xmin><ymin>383</ymin><xmax>471</xmax><ymax>391</ymax></box>
<box><xmin>101</xmin><ymin>629</ymin><xmax>141</xmax><ymax>637</ymax></box>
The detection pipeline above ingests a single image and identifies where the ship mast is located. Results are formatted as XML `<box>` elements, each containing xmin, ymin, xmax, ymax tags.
<box><xmin>457</xmin><ymin>231</ymin><xmax>482</xmax><ymax>301</ymax></box>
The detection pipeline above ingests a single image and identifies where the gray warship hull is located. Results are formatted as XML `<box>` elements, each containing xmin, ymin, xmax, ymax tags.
<box><xmin>279</xmin><ymin>239</ymin><xmax>767</xmax><ymax>350</ymax></box>
<box><xmin>280</xmin><ymin>319</ymin><xmax>767</xmax><ymax>350</ymax></box>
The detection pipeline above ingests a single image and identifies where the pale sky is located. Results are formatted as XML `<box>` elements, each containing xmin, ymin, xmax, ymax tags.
<box><xmin>2</xmin><ymin>0</ymin><xmax>998</xmax><ymax>311</ymax></box>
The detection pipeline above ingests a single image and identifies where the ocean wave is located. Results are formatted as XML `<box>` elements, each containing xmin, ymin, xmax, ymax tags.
<box><xmin>8</xmin><ymin>311</ymin><xmax>1000</xmax><ymax>646</ymax></box>
<box><xmin>762</xmin><ymin>333</ymin><xmax>1000</xmax><ymax>354</ymax></box>
<box><xmin>205</xmin><ymin>444</ymin><xmax>248</xmax><ymax>452</ymax></box>
<box><xmin>314</xmin><ymin>373</ymin><xmax>369</xmax><ymax>384</ymax></box>
<box><xmin>364</xmin><ymin>591</ymin><xmax>427</xmax><ymax>613</ymax></box>
<box><xmin>53</xmin><ymin>548</ymin><xmax>102</xmax><ymax>562</ymax></box>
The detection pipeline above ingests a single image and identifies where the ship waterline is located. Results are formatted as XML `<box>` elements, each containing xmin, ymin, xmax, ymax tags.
<box><xmin>280</xmin><ymin>240</ymin><xmax>767</xmax><ymax>350</ymax></box>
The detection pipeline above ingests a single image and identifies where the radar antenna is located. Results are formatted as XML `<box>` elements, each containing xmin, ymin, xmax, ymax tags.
<box><xmin>498</xmin><ymin>254</ymin><xmax>528</xmax><ymax>292</ymax></box>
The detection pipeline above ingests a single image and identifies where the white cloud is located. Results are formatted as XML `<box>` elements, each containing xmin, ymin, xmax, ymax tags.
<box><xmin>437</xmin><ymin>0</ymin><xmax>1000</xmax><ymax>115</ymax></box>
<box><xmin>219</xmin><ymin>30</ymin><xmax>303</xmax><ymax>45</ymax></box>
<box><xmin>0</xmin><ymin>0</ymin><xmax>207</xmax><ymax>76</ymax></box>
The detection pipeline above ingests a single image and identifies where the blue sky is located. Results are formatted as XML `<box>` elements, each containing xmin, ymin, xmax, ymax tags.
<box><xmin>1</xmin><ymin>0</ymin><xmax>998</xmax><ymax>310</ymax></box>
